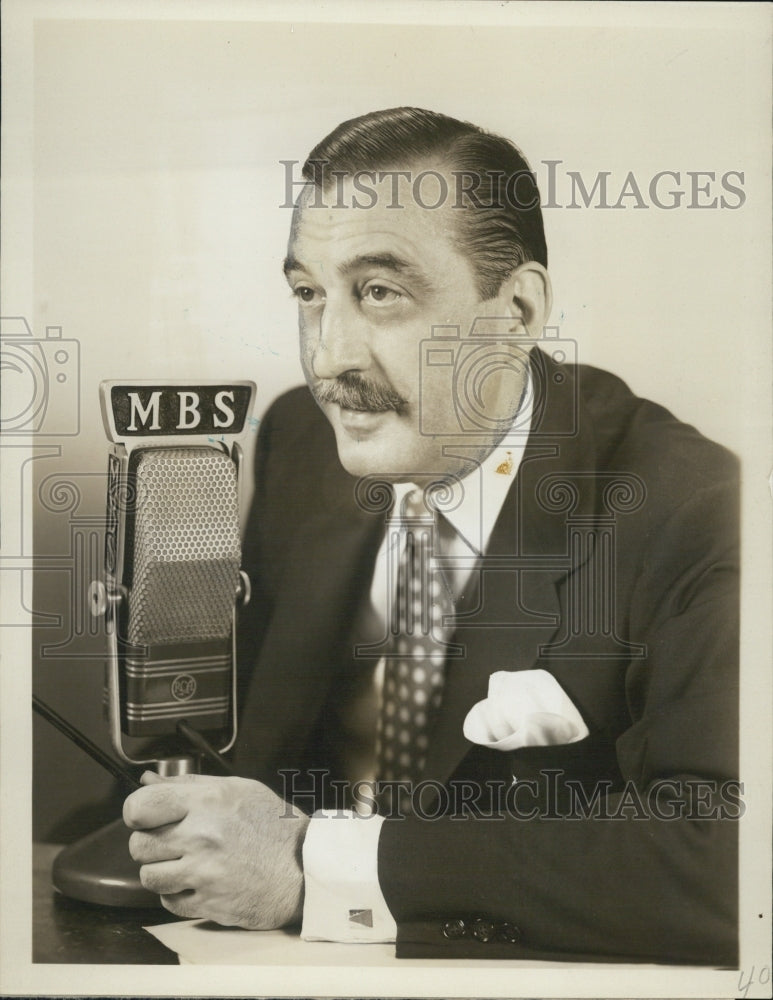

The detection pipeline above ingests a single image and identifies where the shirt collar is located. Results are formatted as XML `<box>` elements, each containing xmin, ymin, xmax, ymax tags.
<box><xmin>392</xmin><ymin>367</ymin><xmax>533</xmax><ymax>557</ymax></box>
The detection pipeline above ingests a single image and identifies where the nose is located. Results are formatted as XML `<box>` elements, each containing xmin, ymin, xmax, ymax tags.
<box><xmin>306</xmin><ymin>294</ymin><xmax>371</xmax><ymax>380</ymax></box>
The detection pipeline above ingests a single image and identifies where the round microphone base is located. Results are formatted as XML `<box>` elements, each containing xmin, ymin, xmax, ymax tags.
<box><xmin>52</xmin><ymin>817</ymin><xmax>162</xmax><ymax>908</ymax></box>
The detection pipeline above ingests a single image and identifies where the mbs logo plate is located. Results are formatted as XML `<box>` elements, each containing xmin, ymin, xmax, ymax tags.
<box><xmin>100</xmin><ymin>381</ymin><xmax>256</xmax><ymax>442</ymax></box>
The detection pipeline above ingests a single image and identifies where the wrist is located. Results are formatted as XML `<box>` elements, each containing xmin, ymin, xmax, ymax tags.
<box><xmin>288</xmin><ymin>811</ymin><xmax>310</xmax><ymax>925</ymax></box>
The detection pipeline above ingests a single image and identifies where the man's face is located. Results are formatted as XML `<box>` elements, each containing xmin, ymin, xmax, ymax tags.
<box><xmin>284</xmin><ymin>169</ymin><xmax>528</xmax><ymax>481</ymax></box>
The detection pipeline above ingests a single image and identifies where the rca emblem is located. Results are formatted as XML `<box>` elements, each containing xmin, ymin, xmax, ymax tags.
<box><xmin>171</xmin><ymin>674</ymin><xmax>197</xmax><ymax>702</ymax></box>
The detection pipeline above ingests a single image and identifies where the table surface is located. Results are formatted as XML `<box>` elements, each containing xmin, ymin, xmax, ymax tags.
<box><xmin>33</xmin><ymin>843</ymin><xmax>179</xmax><ymax>964</ymax></box>
<box><xmin>33</xmin><ymin>844</ymin><xmax>704</xmax><ymax>974</ymax></box>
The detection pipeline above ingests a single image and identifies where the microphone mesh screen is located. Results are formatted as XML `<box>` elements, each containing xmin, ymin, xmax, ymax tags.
<box><xmin>127</xmin><ymin>447</ymin><xmax>241</xmax><ymax>645</ymax></box>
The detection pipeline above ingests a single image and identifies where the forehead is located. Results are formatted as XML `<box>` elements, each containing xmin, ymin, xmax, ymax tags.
<box><xmin>287</xmin><ymin>172</ymin><xmax>474</xmax><ymax>282</ymax></box>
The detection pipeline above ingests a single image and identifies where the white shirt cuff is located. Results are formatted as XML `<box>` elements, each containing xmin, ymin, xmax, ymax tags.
<box><xmin>301</xmin><ymin>809</ymin><xmax>397</xmax><ymax>943</ymax></box>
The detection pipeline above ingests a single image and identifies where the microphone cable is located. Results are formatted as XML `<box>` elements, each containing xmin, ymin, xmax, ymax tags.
<box><xmin>176</xmin><ymin>719</ymin><xmax>235</xmax><ymax>775</ymax></box>
<box><xmin>32</xmin><ymin>695</ymin><xmax>141</xmax><ymax>790</ymax></box>
<box><xmin>33</xmin><ymin>696</ymin><xmax>235</xmax><ymax>783</ymax></box>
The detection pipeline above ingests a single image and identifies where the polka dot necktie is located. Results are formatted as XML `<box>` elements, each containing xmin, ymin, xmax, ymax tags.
<box><xmin>376</xmin><ymin>487</ymin><xmax>453</xmax><ymax>811</ymax></box>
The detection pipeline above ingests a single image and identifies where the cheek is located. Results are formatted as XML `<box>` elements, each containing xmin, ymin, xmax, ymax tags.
<box><xmin>298</xmin><ymin>320</ymin><xmax>314</xmax><ymax>371</ymax></box>
<box><xmin>372</xmin><ymin>334</ymin><xmax>423</xmax><ymax>396</ymax></box>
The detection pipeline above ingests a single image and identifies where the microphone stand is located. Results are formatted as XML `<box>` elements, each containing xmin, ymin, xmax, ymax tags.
<box><xmin>36</xmin><ymin>700</ymin><xmax>237</xmax><ymax>908</ymax></box>
<box><xmin>47</xmin><ymin>439</ymin><xmax>249</xmax><ymax>908</ymax></box>
<box><xmin>42</xmin><ymin>713</ymin><xmax>239</xmax><ymax>908</ymax></box>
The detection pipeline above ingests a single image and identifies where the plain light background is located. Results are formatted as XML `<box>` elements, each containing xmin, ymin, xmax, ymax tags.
<box><xmin>2</xmin><ymin>2</ymin><xmax>771</xmax><ymax>997</ymax></box>
<box><xmin>31</xmin><ymin>18</ymin><xmax>766</xmax><ymax>455</ymax></box>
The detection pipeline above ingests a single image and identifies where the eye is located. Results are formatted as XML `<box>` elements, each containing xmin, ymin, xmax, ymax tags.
<box><xmin>293</xmin><ymin>285</ymin><xmax>321</xmax><ymax>304</ymax></box>
<box><xmin>362</xmin><ymin>284</ymin><xmax>402</xmax><ymax>305</ymax></box>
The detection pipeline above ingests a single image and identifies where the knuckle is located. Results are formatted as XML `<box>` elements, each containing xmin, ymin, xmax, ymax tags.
<box><xmin>122</xmin><ymin>794</ymin><xmax>140</xmax><ymax>828</ymax></box>
<box><xmin>149</xmin><ymin>785</ymin><xmax>177</xmax><ymax>812</ymax></box>
<box><xmin>160</xmin><ymin>891</ymin><xmax>197</xmax><ymax>919</ymax></box>
<box><xmin>127</xmin><ymin>830</ymin><xmax>143</xmax><ymax>861</ymax></box>
<box><xmin>198</xmin><ymin>822</ymin><xmax>225</xmax><ymax>852</ymax></box>
<box><xmin>138</xmin><ymin>864</ymin><xmax>159</xmax><ymax>892</ymax></box>
<box><xmin>140</xmin><ymin>864</ymin><xmax>177</xmax><ymax>896</ymax></box>
<box><xmin>159</xmin><ymin>894</ymin><xmax>183</xmax><ymax>916</ymax></box>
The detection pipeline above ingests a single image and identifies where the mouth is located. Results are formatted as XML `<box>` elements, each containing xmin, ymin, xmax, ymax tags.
<box><xmin>336</xmin><ymin>404</ymin><xmax>395</xmax><ymax>433</ymax></box>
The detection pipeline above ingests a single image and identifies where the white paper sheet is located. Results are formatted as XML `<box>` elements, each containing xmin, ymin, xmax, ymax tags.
<box><xmin>144</xmin><ymin>919</ymin><xmax>585</xmax><ymax>968</ymax></box>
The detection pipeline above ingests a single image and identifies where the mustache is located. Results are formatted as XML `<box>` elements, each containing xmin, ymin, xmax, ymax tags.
<box><xmin>311</xmin><ymin>372</ymin><xmax>407</xmax><ymax>413</ymax></box>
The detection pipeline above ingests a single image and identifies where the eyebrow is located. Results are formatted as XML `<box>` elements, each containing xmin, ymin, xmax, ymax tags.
<box><xmin>283</xmin><ymin>251</ymin><xmax>433</xmax><ymax>294</ymax></box>
<box><xmin>282</xmin><ymin>255</ymin><xmax>304</xmax><ymax>277</ymax></box>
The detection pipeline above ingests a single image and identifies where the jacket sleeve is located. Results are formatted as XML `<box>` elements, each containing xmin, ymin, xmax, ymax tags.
<box><xmin>377</xmin><ymin>475</ymin><xmax>740</xmax><ymax>965</ymax></box>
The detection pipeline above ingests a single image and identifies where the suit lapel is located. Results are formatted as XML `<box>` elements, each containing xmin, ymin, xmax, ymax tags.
<box><xmin>422</xmin><ymin>351</ymin><xmax>600</xmax><ymax>787</ymax></box>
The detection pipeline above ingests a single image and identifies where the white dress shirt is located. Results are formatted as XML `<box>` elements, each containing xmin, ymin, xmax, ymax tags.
<box><xmin>301</xmin><ymin>381</ymin><xmax>534</xmax><ymax>943</ymax></box>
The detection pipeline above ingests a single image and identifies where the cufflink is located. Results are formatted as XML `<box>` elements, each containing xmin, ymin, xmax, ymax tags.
<box><xmin>348</xmin><ymin>909</ymin><xmax>373</xmax><ymax>928</ymax></box>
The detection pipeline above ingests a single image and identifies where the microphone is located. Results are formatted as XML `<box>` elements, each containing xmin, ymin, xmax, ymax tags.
<box><xmin>49</xmin><ymin>381</ymin><xmax>256</xmax><ymax>907</ymax></box>
<box><xmin>92</xmin><ymin>381</ymin><xmax>256</xmax><ymax>769</ymax></box>
<box><xmin>114</xmin><ymin>445</ymin><xmax>241</xmax><ymax>747</ymax></box>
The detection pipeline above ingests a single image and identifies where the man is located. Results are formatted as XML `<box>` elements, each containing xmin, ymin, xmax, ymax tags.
<box><xmin>123</xmin><ymin>108</ymin><xmax>739</xmax><ymax>964</ymax></box>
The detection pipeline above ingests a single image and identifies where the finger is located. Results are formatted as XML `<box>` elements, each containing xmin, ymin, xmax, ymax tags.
<box><xmin>123</xmin><ymin>783</ymin><xmax>190</xmax><ymax>830</ymax></box>
<box><xmin>140</xmin><ymin>770</ymin><xmax>165</xmax><ymax>786</ymax></box>
<box><xmin>140</xmin><ymin>771</ymin><xmax>215</xmax><ymax>787</ymax></box>
<box><xmin>128</xmin><ymin>825</ymin><xmax>183</xmax><ymax>864</ymax></box>
<box><xmin>138</xmin><ymin>858</ymin><xmax>190</xmax><ymax>897</ymax></box>
<box><xmin>159</xmin><ymin>889</ymin><xmax>202</xmax><ymax>920</ymax></box>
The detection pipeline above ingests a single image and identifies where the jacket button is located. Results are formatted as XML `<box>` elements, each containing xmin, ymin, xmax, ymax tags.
<box><xmin>499</xmin><ymin>921</ymin><xmax>522</xmax><ymax>943</ymax></box>
<box><xmin>471</xmin><ymin>918</ymin><xmax>496</xmax><ymax>943</ymax></box>
<box><xmin>441</xmin><ymin>918</ymin><xmax>466</xmax><ymax>940</ymax></box>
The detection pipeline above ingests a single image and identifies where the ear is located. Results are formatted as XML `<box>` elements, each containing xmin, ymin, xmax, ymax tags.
<box><xmin>498</xmin><ymin>262</ymin><xmax>553</xmax><ymax>338</ymax></box>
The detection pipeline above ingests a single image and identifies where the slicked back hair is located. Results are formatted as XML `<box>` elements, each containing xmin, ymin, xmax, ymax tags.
<box><xmin>301</xmin><ymin>107</ymin><xmax>547</xmax><ymax>301</ymax></box>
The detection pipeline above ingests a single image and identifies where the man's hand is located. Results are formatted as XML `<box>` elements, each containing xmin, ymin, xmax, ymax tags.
<box><xmin>123</xmin><ymin>772</ymin><xmax>310</xmax><ymax>929</ymax></box>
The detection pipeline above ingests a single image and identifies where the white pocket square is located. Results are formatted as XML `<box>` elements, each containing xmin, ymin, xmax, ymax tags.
<box><xmin>463</xmin><ymin>669</ymin><xmax>590</xmax><ymax>751</ymax></box>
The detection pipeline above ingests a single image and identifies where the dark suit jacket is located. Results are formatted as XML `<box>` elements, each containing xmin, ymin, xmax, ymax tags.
<box><xmin>234</xmin><ymin>348</ymin><xmax>739</xmax><ymax>966</ymax></box>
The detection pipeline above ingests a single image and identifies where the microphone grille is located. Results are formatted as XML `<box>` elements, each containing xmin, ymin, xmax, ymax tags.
<box><xmin>127</xmin><ymin>447</ymin><xmax>241</xmax><ymax>645</ymax></box>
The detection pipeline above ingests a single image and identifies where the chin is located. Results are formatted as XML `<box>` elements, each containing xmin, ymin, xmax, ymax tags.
<box><xmin>334</xmin><ymin>438</ymin><xmax>452</xmax><ymax>486</ymax></box>
<box><xmin>326</xmin><ymin>412</ymin><xmax>400</xmax><ymax>479</ymax></box>
<box><xmin>334</xmin><ymin>440</ymin><xmax>401</xmax><ymax>480</ymax></box>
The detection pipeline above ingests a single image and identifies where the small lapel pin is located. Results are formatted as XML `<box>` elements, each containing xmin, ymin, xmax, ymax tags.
<box><xmin>496</xmin><ymin>451</ymin><xmax>514</xmax><ymax>476</ymax></box>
